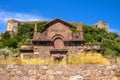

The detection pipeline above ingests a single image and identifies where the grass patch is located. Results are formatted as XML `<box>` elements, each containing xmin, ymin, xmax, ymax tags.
<box><xmin>0</xmin><ymin>51</ymin><xmax>110</xmax><ymax>65</ymax></box>
<box><xmin>68</xmin><ymin>51</ymin><xmax>110</xmax><ymax>65</ymax></box>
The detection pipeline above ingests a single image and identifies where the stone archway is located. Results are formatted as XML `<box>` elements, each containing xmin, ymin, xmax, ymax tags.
<box><xmin>50</xmin><ymin>35</ymin><xmax>68</xmax><ymax>64</ymax></box>
<box><xmin>52</xmin><ymin>34</ymin><xmax>65</xmax><ymax>49</ymax></box>
<box><xmin>54</xmin><ymin>37</ymin><xmax>64</xmax><ymax>49</ymax></box>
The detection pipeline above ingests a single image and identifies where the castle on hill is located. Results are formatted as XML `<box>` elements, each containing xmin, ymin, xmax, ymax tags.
<box><xmin>6</xmin><ymin>19</ymin><xmax>109</xmax><ymax>34</ymax></box>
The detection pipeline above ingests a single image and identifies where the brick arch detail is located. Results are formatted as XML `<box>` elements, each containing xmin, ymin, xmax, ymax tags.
<box><xmin>52</xmin><ymin>34</ymin><xmax>65</xmax><ymax>49</ymax></box>
<box><xmin>52</xmin><ymin>34</ymin><xmax>64</xmax><ymax>41</ymax></box>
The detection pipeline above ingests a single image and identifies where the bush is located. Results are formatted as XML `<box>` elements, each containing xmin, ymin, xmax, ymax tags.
<box><xmin>70</xmin><ymin>25</ymin><xmax>79</xmax><ymax>33</ymax></box>
<box><xmin>2</xmin><ymin>31</ymin><xmax>10</xmax><ymax>40</ymax></box>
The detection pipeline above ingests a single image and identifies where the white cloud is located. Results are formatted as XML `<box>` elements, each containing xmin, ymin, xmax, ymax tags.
<box><xmin>0</xmin><ymin>10</ymin><xmax>49</xmax><ymax>23</ymax></box>
<box><xmin>0</xmin><ymin>10</ymin><xmax>49</xmax><ymax>32</ymax></box>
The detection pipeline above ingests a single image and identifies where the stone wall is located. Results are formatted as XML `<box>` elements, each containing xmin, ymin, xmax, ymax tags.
<box><xmin>66</xmin><ymin>46</ymin><xmax>82</xmax><ymax>54</ymax></box>
<box><xmin>33</xmin><ymin>45</ymin><xmax>83</xmax><ymax>59</ymax></box>
<box><xmin>0</xmin><ymin>65</ymin><xmax>120</xmax><ymax>80</ymax></box>
<box><xmin>33</xmin><ymin>46</ymin><xmax>52</xmax><ymax>59</ymax></box>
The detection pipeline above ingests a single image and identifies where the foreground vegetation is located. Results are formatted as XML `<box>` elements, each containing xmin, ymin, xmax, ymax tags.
<box><xmin>0</xmin><ymin>51</ymin><xmax>110</xmax><ymax>65</ymax></box>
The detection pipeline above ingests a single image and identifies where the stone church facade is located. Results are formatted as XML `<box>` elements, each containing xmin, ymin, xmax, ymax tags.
<box><xmin>20</xmin><ymin>19</ymin><xmax>101</xmax><ymax>59</ymax></box>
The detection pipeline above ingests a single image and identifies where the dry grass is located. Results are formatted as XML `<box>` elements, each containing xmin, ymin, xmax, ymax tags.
<box><xmin>0</xmin><ymin>56</ymin><xmax>21</xmax><ymax>64</ymax></box>
<box><xmin>21</xmin><ymin>58</ymin><xmax>48</xmax><ymax>65</ymax></box>
<box><xmin>0</xmin><ymin>51</ymin><xmax>110</xmax><ymax>65</ymax></box>
<box><xmin>68</xmin><ymin>51</ymin><xmax>110</xmax><ymax>65</ymax></box>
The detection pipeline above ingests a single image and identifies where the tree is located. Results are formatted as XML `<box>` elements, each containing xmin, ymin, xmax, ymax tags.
<box><xmin>95</xmin><ymin>35</ymin><xmax>102</xmax><ymax>42</ymax></box>
<box><xmin>2</xmin><ymin>37</ymin><xmax>18</xmax><ymax>48</ymax></box>
<box><xmin>37</xmin><ymin>21</ymin><xmax>47</xmax><ymax>32</ymax></box>
<box><xmin>17</xmin><ymin>23</ymin><xmax>34</xmax><ymax>39</ymax></box>
<box><xmin>2</xmin><ymin>31</ymin><xmax>10</xmax><ymax>40</ymax></box>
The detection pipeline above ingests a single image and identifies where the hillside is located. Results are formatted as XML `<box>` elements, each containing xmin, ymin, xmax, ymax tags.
<box><xmin>0</xmin><ymin>22</ymin><xmax>120</xmax><ymax>57</ymax></box>
<box><xmin>83</xmin><ymin>24</ymin><xmax>120</xmax><ymax>57</ymax></box>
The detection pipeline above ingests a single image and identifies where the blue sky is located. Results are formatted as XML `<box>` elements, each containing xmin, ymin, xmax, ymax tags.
<box><xmin>0</xmin><ymin>0</ymin><xmax>120</xmax><ymax>34</ymax></box>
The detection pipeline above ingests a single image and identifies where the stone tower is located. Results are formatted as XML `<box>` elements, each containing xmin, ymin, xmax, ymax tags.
<box><xmin>7</xmin><ymin>19</ymin><xmax>19</xmax><ymax>33</ymax></box>
<box><xmin>93</xmin><ymin>21</ymin><xmax>109</xmax><ymax>32</ymax></box>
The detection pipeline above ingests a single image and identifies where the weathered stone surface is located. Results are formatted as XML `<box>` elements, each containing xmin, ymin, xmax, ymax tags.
<box><xmin>29</xmin><ymin>76</ymin><xmax>36</xmax><ymax>80</ymax></box>
<box><xmin>16</xmin><ymin>70</ymin><xmax>22</xmax><ymax>76</ymax></box>
<box><xmin>41</xmin><ymin>66</ymin><xmax>48</xmax><ymax>70</ymax></box>
<box><xmin>48</xmin><ymin>75</ymin><xmax>55</xmax><ymax>80</ymax></box>
<box><xmin>0</xmin><ymin>65</ymin><xmax>119</xmax><ymax>80</ymax></box>
<box><xmin>0</xmin><ymin>73</ymin><xmax>10</xmax><ymax>80</ymax></box>
<box><xmin>55</xmin><ymin>71</ymin><xmax>63</xmax><ymax>75</ymax></box>
<box><xmin>69</xmin><ymin>74</ymin><xmax>83</xmax><ymax>80</ymax></box>
<box><xmin>46</xmin><ymin>70</ymin><xmax>54</xmax><ymax>75</ymax></box>
<box><xmin>39</xmin><ymin>69</ymin><xmax>46</xmax><ymax>75</ymax></box>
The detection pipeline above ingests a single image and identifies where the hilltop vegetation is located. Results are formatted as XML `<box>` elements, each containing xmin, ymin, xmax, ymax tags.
<box><xmin>0</xmin><ymin>22</ymin><xmax>120</xmax><ymax>57</ymax></box>
<box><xmin>83</xmin><ymin>24</ymin><xmax>120</xmax><ymax>57</ymax></box>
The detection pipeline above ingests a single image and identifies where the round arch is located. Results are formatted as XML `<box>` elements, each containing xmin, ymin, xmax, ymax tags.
<box><xmin>52</xmin><ymin>34</ymin><xmax>65</xmax><ymax>49</ymax></box>
<box><xmin>52</xmin><ymin>34</ymin><xmax>64</xmax><ymax>41</ymax></box>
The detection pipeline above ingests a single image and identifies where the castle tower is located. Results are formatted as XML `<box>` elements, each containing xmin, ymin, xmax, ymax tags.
<box><xmin>93</xmin><ymin>21</ymin><xmax>109</xmax><ymax>32</ymax></box>
<box><xmin>7</xmin><ymin>19</ymin><xmax>19</xmax><ymax>33</ymax></box>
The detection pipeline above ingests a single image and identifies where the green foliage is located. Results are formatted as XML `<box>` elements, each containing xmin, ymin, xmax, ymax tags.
<box><xmin>2</xmin><ymin>37</ymin><xmax>17</xmax><ymax>48</ymax></box>
<box><xmin>95</xmin><ymin>35</ymin><xmax>102</xmax><ymax>42</ymax></box>
<box><xmin>70</xmin><ymin>25</ymin><xmax>79</xmax><ymax>33</ymax></box>
<box><xmin>17</xmin><ymin>22</ymin><xmax>47</xmax><ymax>38</ymax></box>
<box><xmin>83</xmin><ymin>24</ymin><xmax>120</xmax><ymax>57</ymax></box>
<box><xmin>2</xmin><ymin>31</ymin><xmax>10</xmax><ymax>40</ymax></box>
<box><xmin>1</xmin><ymin>34</ymin><xmax>23</xmax><ymax>48</ymax></box>
<box><xmin>18</xmin><ymin>23</ymin><xmax>34</xmax><ymax>39</ymax></box>
<box><xmin>1</xmin><ymin>22</ymin><xmax>47</xmax><ymax>49</ymax></box>
<box><xmin>104</xmin><ymin>48</ymin><xmax>117</xmax><ymax>57</ymax></box>
<box><xmin>37</xmin><ymin>21</ymin><xmax>47</xmax><ymax>32</ymax></box>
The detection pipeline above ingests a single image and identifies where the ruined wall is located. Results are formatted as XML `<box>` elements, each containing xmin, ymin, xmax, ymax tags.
<box><xmin>93</xmin><ymin>21</ymin><xmax>109</xmax><ymax>32</ymax></box>
<box><xmin>7</xmin><ymin>19</ymin><xmax>19</xmax><ymax>33</ymax></box>
<box><xmin>0</xmin><ymin>65</ymin><xmax>120</xmax><ymax>80</ymax></box>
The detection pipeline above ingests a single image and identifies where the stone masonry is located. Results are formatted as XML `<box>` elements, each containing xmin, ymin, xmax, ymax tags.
<box><xmin>0</xmin><ymin>65</ymin><xmax>120</xmax><ymax>80</ymax></box>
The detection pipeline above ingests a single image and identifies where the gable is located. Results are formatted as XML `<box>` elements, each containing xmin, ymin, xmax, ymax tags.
<box><xmin>46</xmin><ymin>21</ymin><xmax>73</xmax><ymax>40</ymax></box>
<box><xmin>44</xmin><ymin>18</ymin><xmax>73</xmax><ymax>30</ymax></box>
